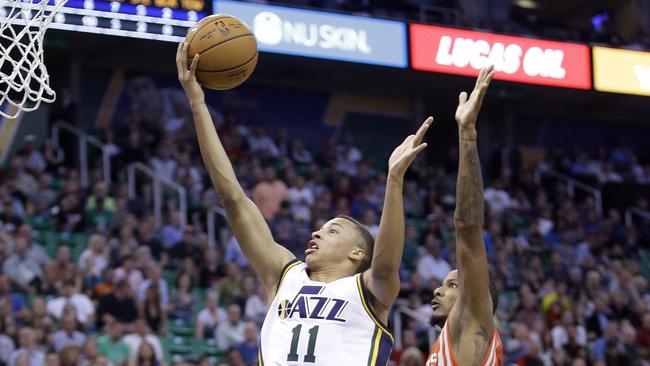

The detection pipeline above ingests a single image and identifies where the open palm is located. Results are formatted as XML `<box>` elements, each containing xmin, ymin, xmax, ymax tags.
<box><xmin>455</xmin><ymin>65</ymin><xmax>495</xmax><ymax>129</ymax></box>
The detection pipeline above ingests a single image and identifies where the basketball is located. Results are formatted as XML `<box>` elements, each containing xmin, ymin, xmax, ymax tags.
<box><xmin>185</xmin><ymin>14</ymin><xmax>258</xmax><ymax>90</ymax></box>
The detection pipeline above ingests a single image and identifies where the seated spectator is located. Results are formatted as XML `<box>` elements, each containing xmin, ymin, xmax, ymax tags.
<box><xmin>44</xmin><ymin>246</ymin><xmax>80</xmax><ymax>290</ymax></box>
<box><xmin>97</xmin><ymin>321</ymin><xmax>130</xmax><ymax>366</ymax></box>
<box><xmin>138</xmin><ymin>282</ymin><xmax>167</xmax><ymax>333</ymax></box>
<box><xmin>415</xmin><ymin>234</ymin><xmax>452</xmax><ymax>283</ymax></box>
<box><xmin>96</xmin><ymin>280</ymin><xmax>138</xmax><ymax>328</ymax></box>
<box><xmin>20</xmin><ymin>135</ymin><xmax>46</xmax><ymax>174</ymax></box>
<box><xmin>85</xmin><ymin>182</ymin><xmax>116</xmax><ymax>213</ymax></box>
<box><xmin>46</xmin><ymin>279</ymin><xmax>95</xmax><ymax>328</ymax></box>
<box><xmin>290</xmin><ymin>138</ymin><xmax>313</xmax><ymax>165</ymax></box>
<box><xmin>58</xmin><ymin>344</ymin><xmax>81</xmax><ymax>366</ymax></box>
<box><xmin>198</xmin><ymin>247</ymin><xmax>224</xmax><ymax>288</ymax></box>
<box><xmin>44</xmin><ymin>350</ymin><xmax>60</xmax><ymax>366</ymax></box>
<box><xmin>114</xmin><ymin>255</ymin><xmax>144</xmax><ymax>295</ymax></box>
<box><xmin>149</xmin><ymin>142</ymin><xmax>177</xmax><ymax>182</ymax></box>
<box><xmin>244</xmin><ymin>282</ymin><xmax>267</xmax><ymax>325</ymax></box>
<box><xmin>122</xmin><ymin>318</ymin><xmax>163</xmax><ymax>363</ymax></box>
<box><xmin>335</xmin><ymin>135</ymin><xmax>362</xmax><ymax>175</ymax></box>
<box><xmin>247</xmin><ymin>124</ymin><xmax>279</xmax><ymax>158</ymax></box>
<box><xmin>213</xmin><ymin>263</ymin><xmax>241</xmax><ymax>306</ymax></box>
<box><xmin>2</xmin><ymin>237</ymin><xmax>43</xmax><ymax>293</ymax></box>
<box><xmin>216</xmin><ymin>304</ymin><xmax>245</xmax><ymax>351</ymax></box>
<box><xmin>9</xmin><ymin>326</ymin><xmax>44</xmax><ymax>366</ymax></box>
<box><xmin>252</xmin><ymin>168</ymin><xmax>288</xmax><ymax>220</ymax></box>
<box><xmin>170</xmin><ymin>225</ymin><xmax>202</xmax><ymax>265</ymax></box>
<box><xmin>78</xmin><ymin>234</ymin><xmax>109</xmax><ymax>288</ymax></box>
<box><xmin>0</xmin><ymin>274</ymin><xmax>25</xmax><ymax>315</ymax></box>
<box><xmin>52</xmin><ymin>312</ymin><xmax>86</xmax><ymax>352</ymax></box>
<box><xmin>127</xmin><ymin>341</ymin><xmax>161</xmax><ymax>366</ymax></box>
<box><xmin>27</xmin><ymin>172</ymin><xmax>56</xmax><ymax>216</ymax></box>
<box><xmin>137</xmin><ymin>264</ymin><xmax>170</xmax><ymax>310</ymax></box>
<box><xmin>169</xmin><ymin>272</ymin><xmax>196</xmax><ymax>321</ymax></box>
<box><xmin>287</xmin><ymin>175</ymin><xmax>314</xmax><ymax>222</ymax></box>
<box><xmin>0</xmin><ymin>317</ymin><xmax>15</xmax><ymax>365</ymax></box>
<box><xmin>399</xmin><ymin>346</ymin><xmax>425</xmax><ymax>366</ymax></box>
<box><xmin>160</xmin><ymin>211</ymin><xmax>183</xmax><ymax>251</ymax></box>
<box><xmin>16</xmin><ymin>224</ymin><xmax>49</xmax><ymax>267</ymax></box>
<box><xmin>77</xmin><ymin>338</ymin><xmax>99</xmax><ymax>366</ymax></box>
<box><xmin>235</xmin><ymin>321</ymin><xmax>259</xmax><ymax>366</ymax></box>
<box><xmin>195</xmin><ymin>293</ymin><xmax>226</xmax><ymax>340</ymax></box>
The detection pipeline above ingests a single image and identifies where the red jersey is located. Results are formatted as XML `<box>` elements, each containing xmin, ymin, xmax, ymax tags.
<box><xmin>425</xmin><ymin>319</ymin><xmax>503</xmax><ymax>366</ymax></box>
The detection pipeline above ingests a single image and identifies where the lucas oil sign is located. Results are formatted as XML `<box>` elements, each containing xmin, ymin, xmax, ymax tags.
<box><xmin>215</xmin><ymin>0</ymin><xmax>407</xmax><ymax>68</ymax></box>
<box><xmin>410</xmin><ymin>24</ymin><xmax>591</xmax><ymax>89</ymax></box>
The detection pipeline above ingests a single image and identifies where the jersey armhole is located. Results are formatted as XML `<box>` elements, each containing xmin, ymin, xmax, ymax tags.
<box><xmin>274</xmin><ymin>258</ymin><xmax>302</xmax><ymax>294</ymax></box>
<box><xmin>356</xmin><ymin>273</ymin><xmax>394</xmax><ymax>342</ymax></box>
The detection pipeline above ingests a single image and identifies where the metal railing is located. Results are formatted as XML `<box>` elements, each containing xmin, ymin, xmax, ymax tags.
<box><xmin>127</xmin><ymin>162</ymin><xmax>187</xmax><ymax>229</ymax></box>
<box><xmin>534</xmin><ymin>168</ymin><xmax>603</xmax><ymax>217</ymax></box>
<box><xmin>392</xmin><ymin>304</ymin><xmax>436</xmax><ymax>350</ymax></box>
<box><xmin>625</xmin><ymin>206</ymin><xmax>650</xmax><ymax>227</ymax></box>
<box><xmin>51</xmin><ymin>120</ymin><xmax>111</xmax><ymax>188</ymax></box>
<box><xmin>207</xmin><ymin>205</ymin><xmax>227</xmax><ymax>248</ymax></box>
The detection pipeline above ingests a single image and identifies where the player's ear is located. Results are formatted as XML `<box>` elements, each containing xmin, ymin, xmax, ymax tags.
<box><xmin>348</xmin><ymin>247</ymin><xmax>365</xmax><ymax>262</ymax></box>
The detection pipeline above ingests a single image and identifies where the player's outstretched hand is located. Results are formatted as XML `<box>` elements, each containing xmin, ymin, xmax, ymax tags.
<box><xmin>388</xmin><ymin>116</ymin><xmax>433</xmax><ymax>181</ymax></box>
<box><xmin>455</xmin><ymin>65</ymin><xmax>495</xmax><ymax>134</ymax></box>
<box><xmin>176</xmin><ymin>41</ymin><xmax>205</xmax><ymax>104</ymax></box>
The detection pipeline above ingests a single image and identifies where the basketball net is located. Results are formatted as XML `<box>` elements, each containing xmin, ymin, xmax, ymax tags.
<box><xmin>0</xmin><ymin>0</ymin><xmax>67</xmax><ymax>119</ymax></box>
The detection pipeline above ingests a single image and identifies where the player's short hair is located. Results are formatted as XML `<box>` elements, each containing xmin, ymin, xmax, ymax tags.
<box><xmin>336</xmin><ymin>215</ymin><xmax>374</xmax><ymax>273</ymax></box>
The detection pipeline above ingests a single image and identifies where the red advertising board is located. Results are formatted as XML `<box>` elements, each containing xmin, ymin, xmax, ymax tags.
<box><xmin>410</xmin><ymin>24</ymin><xmax>592</xmax><ymax>89</ymax></box>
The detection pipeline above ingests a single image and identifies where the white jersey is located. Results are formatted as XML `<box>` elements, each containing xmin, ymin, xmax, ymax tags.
<box><xmin>260</xmin><ymin>259</ymin><xmax>393</xmax><ymax>366</ymax></box>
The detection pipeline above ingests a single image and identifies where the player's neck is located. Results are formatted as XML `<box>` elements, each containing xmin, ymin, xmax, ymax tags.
<box><xmin>308</xmin><ymin>266</ymin><xmax>355</xmax><ymax>283</ymax></box>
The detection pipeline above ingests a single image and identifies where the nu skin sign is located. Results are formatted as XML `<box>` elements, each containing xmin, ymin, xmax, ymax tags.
<box><xmin>214</xmin><ymin>0</ymin><xmax>407</xmax><ymax>68</ymax></box>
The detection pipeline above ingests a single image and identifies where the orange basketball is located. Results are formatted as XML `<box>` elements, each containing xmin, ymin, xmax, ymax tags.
<box><xmin>185</xmin><ymin>15</ymin><xmax>258</xmax><ymax>90</ymax></box>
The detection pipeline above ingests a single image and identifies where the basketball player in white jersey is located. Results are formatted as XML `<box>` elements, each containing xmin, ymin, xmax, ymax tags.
<box><xmin>425</xmin><ymin>66</ymin><xmax>503</xmax><ymax>366</ymax></box>
<box><xmin>177</xmin><ymin>42</ymin><xmax>432</xmax><ymax>365</ymax></box>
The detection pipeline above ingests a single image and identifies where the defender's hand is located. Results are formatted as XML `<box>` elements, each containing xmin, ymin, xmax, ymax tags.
<box><xmin>176</xmin><ymin>41</ymin><xmax>205</xmax><ymax>104</ymax></box>
<box><xmin>388</xmin><ymin>116</ymin><xmax>433</xmax><ymax>180</ymax></box>
<box><xmin>455</xmin><ymin>65</ymin><xmax>495</xmax><ymax>134</ymax></box>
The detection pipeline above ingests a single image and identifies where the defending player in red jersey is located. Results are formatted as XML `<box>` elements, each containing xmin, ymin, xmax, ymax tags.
<box><xmin>426</xmin><ymin>65</ymin><xmax>503</xmax><ymax>366</ymax></box>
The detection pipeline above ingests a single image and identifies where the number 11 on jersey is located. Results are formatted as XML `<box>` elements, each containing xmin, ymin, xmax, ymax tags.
<box><xmin>287</xmin><ymin>325</ymin><xmax>319</xmax><ymax>363</ymax></box>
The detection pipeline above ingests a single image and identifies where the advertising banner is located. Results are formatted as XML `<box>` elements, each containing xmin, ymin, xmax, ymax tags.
<box><xmin>593</xmin><ymin>46</ymin><xmax>650</xmax><ymax>96</ymax></box>
<box><xmin>410</xmin><ymin>24</ymin><xmax>591</xmax><ymax>89</ymax></box>
<box><xmin>215</xmin><ymin>0</ymin><xmax>407</xmax><ymax>67</ymax></box>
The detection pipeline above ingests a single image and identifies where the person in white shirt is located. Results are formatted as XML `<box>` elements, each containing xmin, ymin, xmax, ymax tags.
<box><xmin>149</xmin><ymin>143</ymin><xmax>177</xmax><ymax>181</ymax></box>
<box><xmin>51</xmin><ymin>312</ymin><xmax>86</xmax><ymax>352</ymax></box>
<box><xmin>416</xmin><ymin>234</ymin><xmax>452</xmax><ymax>284</ymax></box>
<box><xmin>244</xmin><ymin>284</ymin><xmax>267</xmax><ymax>324</ymax></box>
<box><xmin>215</xmin><ymin>304</ymin><xmax>245</xmax><ymax>351</ymax></box>
<box><xmin>483</xmin><ymin>178</ymin><xmax>513</xmax><ymax>215</ymax></box>
<box><xmin>78</xmin><ymin>234</ymin><xmax>109</xmax><ymax>281</ymax></box>
<box><xmin>122</xmin><ymin>318</ymin><xmax>164</xmax><ymax>362</ymax></box>
<box><xmin>114</xmin><ymin>255</ymin><xmax>144</xmax><ymax>294</ymax></box>
<box><xmin>46</xmin><ymin>279</ymin><xmax>95</xmax><ymax>327</ymax></box>
<box><xmin>287</xmin><ymin>176</ymin><xmax>314</xmax><ymax>222</ymax></box>
<box><xmin>137</xmin><ymin>265</ymin><xmax>170</xmax><ymax>309</ymax></box>
<box><xmin>195</xmin><ymin>293</ymin><xmax>227</xmax><ymax>340</ymax></box>
<box><xmin>247</xmin><ymin>125</ymin><xmax>279</xmax><ymax>158</ymax></box>
<box><xmin>9</xmin><ymin>327</ymin><xmax>44</xmax><ymax>366</ymax></box>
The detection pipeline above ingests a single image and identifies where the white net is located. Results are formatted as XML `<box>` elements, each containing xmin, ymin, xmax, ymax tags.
<box><xmin>0</xmin><ymin>0</ymin><xmax>67</xmax><ymax>119</ymax></box>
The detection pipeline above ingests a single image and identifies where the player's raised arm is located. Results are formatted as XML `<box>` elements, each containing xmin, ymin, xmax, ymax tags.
<box><xmin>450</xmin><ymin>66</ymin><xmax>496</xmax><ymax>356</ymax></box>
<box><xmin>364</xmin><ymin>118</ymin><xmax>432</xmax><ymax>312</ymax></box>
<box><xmin>176</xmin><ymin>42</ymin><xmax>294</xmax><ymax>295</ymax></box>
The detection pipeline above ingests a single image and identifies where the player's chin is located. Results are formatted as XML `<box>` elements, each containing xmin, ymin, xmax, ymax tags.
<box><xmin>430</xmin><ymin>309</ymin><xmax>447</xmax><ymax>327</ymax></box>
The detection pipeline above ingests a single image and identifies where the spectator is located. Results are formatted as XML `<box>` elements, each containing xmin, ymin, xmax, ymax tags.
<box><xmin>52</xmin><ymin>312</ymin><xmax>86</xmax><ymax>352</ymax></box>
<box><xmin>0</xmin><ymin>317</ymin><xmax>15</xmax><ymax>365</ymax></box>
<box><xmin>169</xmin><ymin>272</ymin><xmax>196</xmax><ymax>321</ymax></box>
<box><xmin>44</xmin><ymin>246</ymin><xmax>80</xmax><ymax>290</ymax></box>
<box><xmin>252</xmin><ymin>168</ymin><xmax>288</xmax><ymax>220</ymax></box>
<box><xmin>415</xmin><ymin>234</ymin><xmax>452</xmax><ymax>283</ymax></box>
<box><xmin>287</xmin><ymin>175</ymin><xmax>314</xmax><ymax>222</ymax></box>
<box><xmin>78</xmin><ymin>234</ymin><xmax>109</xmax><ymax>288</ymax></box>
<box><xmin>335</xmin><ymin>134</ymin><xmax>362</xmax><ymax>175</ymax></box>
<box><xmin>16</xmin><ymin>224</ymin><xmax>49</xmax><ymax>267</ymax></box>
<box><xmin>128</xmin><ymin>341</ymin><xmax>160</xmax><ymax>366</ymax></box>
<box><xmin>28</xmin><ymin>173</ymin><xmax>56</xmax><ymax>215</ymax></box>
<box><xmin>20</xmin><ymin>135</ymin><xmax>46</xmax><ymax>174</ymax></box>
<box><xmin>77</xmin><ymin>338</ymin><xmax>99</xmax><ymax>366</ymax></box>
<box><xmin>2</xmin><ymin>237</ymin><xmax>43</xmax><ymax>293</ymax></box>
<box><xmin>160</xmin><ymin>211</ymin><xmax>183</xmax><ymax>250</ymax></box>
<box><xmin>235</xmin><ymin>321</ymin><xmax>259</xmax><ymax>366</ymax></box>
<box><xmin>244</xmin><ymin>283</ymin><xmax>267</xmax><ymax>325</ymax></box>
<box><xmin>149</xmin><ymin>142</ymin><xmax>177</xmax><ymax>181</ymax></box>
<box><xmin>97</xmin><ymin>321</ymin><xmax>130</xmax><ymax>366</ymax></box>
<box><xmin>96</xmin><ymin>280</ymin><xmax>138</xmax><ymax>328</ymax></box>
<box><xmin>216</xmin><ymin>304</ymin><xmax>245</xmax><ymax>351</ymax></box>
<box><xmin>137</xmin><ymin>264</ymin><xmax>170</xmax><ymax>310</ymax></box>
<box><xmin>46</xmin><ymin>279</ymin><xmax>95</xmax><ymax>328</ymax></box>
<box><xmin>195</xmin><ymin>293</ymin><xmax>227</xmax><ymax>340</ymax></box>
<box><xmin>114</xmin><ymin>255</ymin><xmax>144</xmax><ymax>295</ymax></box>
<box><xmin>247</xmin><ymin>124</ymin><xmax>279</xmax><ymax>158</ymax></box>
<box><xmin>198</xmin><ymin>247</ymin><xmax>224</xmax><ymax>288</ymax></box>
<box><xmin>122</xmin><ymin>318</ymin><xmax>164</xmax><ymax>363</ymax></box>
<box><xmin>290</xmin><ymin>138</ymin><xmax>313</xmax><ymax>165</ymax></box>
<box><xmin>9</xmin><ymin>327</ymin><xmax>44</xmax><ymax>366</ymax></box>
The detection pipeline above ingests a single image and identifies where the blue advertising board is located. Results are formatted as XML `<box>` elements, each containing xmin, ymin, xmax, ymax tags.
<box><xmin>214</xmin><ymin>0</ymin><xmax>407</xmax><ymax>67</ymax></box>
